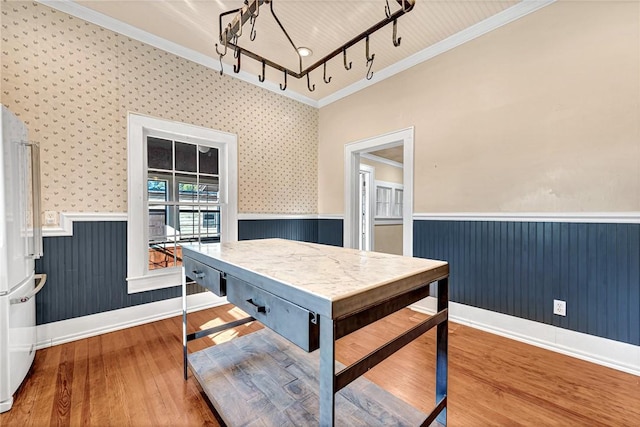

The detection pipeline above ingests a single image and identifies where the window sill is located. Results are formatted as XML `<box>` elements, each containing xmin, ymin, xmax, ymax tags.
<box><xmin>127</xmin><ymin>267</ymin><xmax>182</xmax><ymax>294</ymax></box>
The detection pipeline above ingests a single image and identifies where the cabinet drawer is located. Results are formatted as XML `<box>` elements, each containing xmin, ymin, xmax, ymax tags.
<box><xmin>226</xmin><ymin>276</ymin><xmax>319</xmax><ymax>352</ymax></box>
<box><xmin>184</xmin><ymin>257</ymin><xmax>226</xmax><ymax>296</ymax></box>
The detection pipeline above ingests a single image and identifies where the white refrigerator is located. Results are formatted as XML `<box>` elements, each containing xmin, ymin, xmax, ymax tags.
<box><xmin>0</xmin><ymin>105</ymin><xmax>45</xmax><ymax>413</ymax></box>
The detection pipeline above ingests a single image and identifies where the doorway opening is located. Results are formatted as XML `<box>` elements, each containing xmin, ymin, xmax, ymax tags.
<box><xmin>344</xmin><ymin>127</ymin><xmax>414</xmax><ymax>256</ymax></box>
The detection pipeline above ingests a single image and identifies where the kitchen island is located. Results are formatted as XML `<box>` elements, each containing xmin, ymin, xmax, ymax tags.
<box><xmin>182</xmin><ymin>239</ymin><xmax>449</xmax><ymax>426</ymax></box>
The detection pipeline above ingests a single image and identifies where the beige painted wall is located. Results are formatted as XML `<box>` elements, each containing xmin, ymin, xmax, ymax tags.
<box><xmin>374</xmin><ymin>224</ymin><xmax>403</xmax><ymax>255</ymax></box>
<box><xmin>1</xmin><ymin>2</ymin><xmax>318</xmax><ymax>214</ymax></box>
<box><xmin>360</xmin><ymin>158</ymin><xmax>403</xmax><ymax>184</ymax></box>
<box><xmin>319</xmin><ymin>2</ymin><xmax>640</xmax><ymax>214</ymax></box>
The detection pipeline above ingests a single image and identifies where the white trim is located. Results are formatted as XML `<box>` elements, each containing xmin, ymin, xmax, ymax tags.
<box><xmin>127</xmin><ymin>113</ymin><xmax>238</xmax><ymax>294</ymax></box>
<box><xmin>411</xmin><ymin>298</ymin><xmax>640</xmax><ymax>377</ymax></box>
<box><xmin>375</xmin><ymin>218</ymin><xmax>403</xmax><ymax>226</ymax></box>
<box><xmin>360</xmin><ymin>153</ymin><xmax>403</xmax><ymax>169</ymax></box>
<box><xmin>36</xmin><ymin>292</ymin><xmax>226</xmax><ymax>349</ymax></box>
<box><xmin>414</xmin><ymin>212</ymin><xmax>640</xmax><ymax>224</ymax></box>
<box><xmin>238</xmin><ymin>213</ymin><xmax>319</xmax><ymax>220</ymax></box>
<box><xmin>42</xmin><ymin>212</ymin><xmax>345</xmax><ymax>238</ymax></box>
<box><xmin>344</xmin><ymin>127</ymin><xmax>414</xmax><ymax>256</ymax></box>
<box><xmin>318</xmin><ymin>0</ymin><xmax>556</xmax><ymax>107</ymax></box>
<box><xmin>318</xmin><ymin>214</ymin><xmax>344</xmax><ymax>220</ymax></box>
<box><xmin>42</xmin><ymin>212</ymin><xmax>127</xmax><ymax>237</ymax></box>
<box><xmin>35</xmin><ymin>0</ymin><xmax>317</xmax><ymax>108</ymax></box>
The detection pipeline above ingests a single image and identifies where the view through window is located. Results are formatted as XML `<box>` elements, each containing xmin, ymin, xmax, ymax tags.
<box><xmin>147</xmin><ymin>136</ymin><xmax>220</xmax><ymax>271</ymax></box>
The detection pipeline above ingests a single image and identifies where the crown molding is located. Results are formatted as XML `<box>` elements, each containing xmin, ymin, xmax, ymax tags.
<box><xmin>317</xmin><ymin>0</ymin><xmax>556</xmax><ymax>107</ymax></box>
<box><xmin>35</xmin><ymin>0</ymin><xmax>318</xmax><ymax>107</ymax></box>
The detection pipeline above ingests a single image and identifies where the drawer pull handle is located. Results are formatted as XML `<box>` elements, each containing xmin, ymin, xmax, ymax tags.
<box><xmin>192</xmin><ymin>270</ymin><xmax>205</xmax><ymax>279</ymax></box>
<box><xmin>246</xmin><ymin>298</ymin><xmax>268</xmax><ymax>314</ymax></box>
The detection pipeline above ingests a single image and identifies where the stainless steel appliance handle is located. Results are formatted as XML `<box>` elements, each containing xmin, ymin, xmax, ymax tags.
<box><xmin>10</xmin><ymin>274</ymin><xmax>47</xmax><ymax>305</ymax></box>
<box><xmin>22</xmin><ymin>141</ymin><xmax>42</xmax><ymax>259</ymax></box>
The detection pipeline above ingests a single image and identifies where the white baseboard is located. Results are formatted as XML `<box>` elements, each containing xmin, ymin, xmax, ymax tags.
<box><xmin>36</xmin><ymin>292</ymin><xmax>227</xmax><ymax>349</ymax></box>
<box><xmin>411</xmin><ymin>298</ymin><xmax>640</xmax><ymax>377</ymax></box>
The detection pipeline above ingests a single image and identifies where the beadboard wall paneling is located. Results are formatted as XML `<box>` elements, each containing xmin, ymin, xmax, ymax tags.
<box><xmin>34</xmin><ymin>221</ymin><xmax>205</xmax><ymax>325</ymax></box>
<box><xmin>238</xmin><ymin>219</ymin><xmax>318</xmax><ymax>242</ymax></box>
<box><xmin>317</xmin><ymin>219</ymin><xmax>344</xmax><ymax>247</ymax></box>
<box><xmin>413</xmin><ymin>220</ymin><xmax>640</xmax><ymax>346</ymax></box>
<box><xmin>1</xmin><ymin>1</ymin><xmax>318</xmax><ymax>214</ymax></box>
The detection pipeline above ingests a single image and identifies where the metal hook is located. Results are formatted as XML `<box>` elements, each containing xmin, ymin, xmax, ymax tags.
<box><xmin>392</xmin><ymin>19</ymin><xmax>401</xmax><ymax>47</ymax></box>
<box><xmin>366</xmin><ymin>55</ymin><xmax>375</xmax><ymax>80</ymax></box>
<box><xmin>343</xmin><ymin>47</ymin><xmax>352</xmax><ymax>70</ymax></box>
<box><xmin>385</xmin><ymin>0</ymin><xmax>391</xmax><ymax>18</ymax></box>
<box><xmin>236</xmin><ymin>17</ymin><xmax>242</xmax><ymax>38</ymax></box>
<box><xmin>307</xmin><ymin>73</ymin><xmax>315</xmax><ymax>92</ymax></box>
<box><xmin>258</xmin><ymin>60</ymin><xmax>265</xmax><ymax>82</ymax></box>
<box><xmin>249</xmin><ymin>15</ymin><xmax>257</xmax><ymax>41</ymax></box>
<box><xmin>234</xmin><ymin>49</ymin><xmax>241</xmax><ymax>73</ymax></box>
<box><xmin>365</xmin><ymin>35</ymin><xmax>375</xmax><ymax>63</ymax></box>
<box><xmin>218</xmin><ymin>54</ymin><xmax>224</xmax><ymax>76</ymax></box>
<box><xmin>233</xmin><ymin>35</ymin><xmax>240</xmax><ymax>59</ymax></box>
<box><xmin>323</xmin><ymin>62</ymin><xmax>331</xmax><ymax>84</ymax></box>
<box><xmin>280</xmin><ymin>70</ymin><xmax>287</xmax><ymax>90</ymax></box>
<box><xmin>215</xmin><ymin>41</ymin><xmax>228</xmax><ymax>57</ymax></box>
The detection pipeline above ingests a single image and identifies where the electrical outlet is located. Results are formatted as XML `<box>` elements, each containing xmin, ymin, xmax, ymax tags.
<box><xmin>553</xmin><ymin>299</ymin><xmax>566</xmax><ymax>316</ymax></box>
<box><xmin>44</xmin><ymin>210</ymin><xmax>57</xmax><ymax>226</ymax></box>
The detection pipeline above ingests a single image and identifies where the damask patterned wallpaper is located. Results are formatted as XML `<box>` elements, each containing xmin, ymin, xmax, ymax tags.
<box><xmin>1</xmin><ymin>1</ymin><xmax>318</xmax><ymax>214</ymax></box>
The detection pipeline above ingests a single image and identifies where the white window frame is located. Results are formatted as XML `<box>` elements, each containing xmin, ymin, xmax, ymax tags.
<box><xmin>127</xmin><ymin>113</ymin><xmax>238</xmax><ymax>293</ymax></box>
<box><xmin>374</xmin><ymin>180</ymin><xmax>404</xmax><ymax>223</ymax></box>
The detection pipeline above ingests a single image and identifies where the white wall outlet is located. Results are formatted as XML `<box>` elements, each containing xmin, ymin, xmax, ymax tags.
<box><xmin>44</xmin><ymin>210</ymin><xmax>58</xmax><ymax>226</ymax></box>
<box><xmin>553</xmin><ymin>299</ymin><xmax>567</xmax><ymax>316</ymax></box>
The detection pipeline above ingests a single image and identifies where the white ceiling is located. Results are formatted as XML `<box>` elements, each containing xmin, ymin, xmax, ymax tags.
<box><xmin>49</xmin><ymin>0</ymin><xmax>552</xmax><ymax>106</ymax></box>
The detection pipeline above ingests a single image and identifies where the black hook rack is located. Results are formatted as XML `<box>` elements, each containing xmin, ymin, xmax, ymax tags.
<box><xmin>249</xmin><ymin>15</ymin><xmax>258</xmax><ymax>41</ymax></box>
<box><xmin>234</xmin><ymin>49</ymin><xmax>241</xmax><ymax>73</ymax></box>
<box><xmin>307</xmin><ymin>73</ymin><xmax>315</xmax><ymax>92</ymax></box>
<box><xmin>343</xmin><ymin>47</ymin><xmax>352</xmax><ymax>71</ymax></box>
<box><xmin>392</xmin><ymin>19</ymin><xmax>401</xmax><ymax>47</ymax></box>
<box><xmin>216</xmin><ymin>0</ymin><xmax>415</xmax><ymax>90</ymax></box>
<box><xmin>366</xmin><ymin>57</ymin><xmax>375</xmax><ymax>80</ymax></box>
<box><xmin>323</xmin><ymin>62</ymin><xmax>332</xmax><ymax>84</ymax></box>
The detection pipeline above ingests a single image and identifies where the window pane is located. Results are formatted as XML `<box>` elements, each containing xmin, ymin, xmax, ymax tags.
<box><xmin>175</xmin><ymin>141</ymin><xmax>197</xmax><ymax>172</ymax></box>
<box><xmin>198</xmin><ymin>177</ymin><xmax>219</xmax><ymax>204</ymax></box>
<box><xmin>148</xmin><ymin>205</ymin><xmax>181</xmax><ymax>270</ymax></box>
<box><xmin>147</xmin><ymin>178</ymin><xmax>168</xmax><ymax>203</ymax></box>
<box><xmin>177</xmin><ymin>177</ymin><xmax>198</xmax><ymax>203</ymax></box>
<box><xmin>147</xmin><ymin>137</ymin><xmax>172</xmax><ymax>170</ymax></box>
<box><xmin>199</xmin><ymin>146</ymin><xmax>219</xmax><ymax>175</ymax></box>
<box><xmin>201</xmin><ymin>205</ymin><xmax>221</xmax><ymax>242</ymax></box>
<box><xmin>178</xmin><ymin>206</ymin><xmax>199</xmax><ymax>240</ymax></box>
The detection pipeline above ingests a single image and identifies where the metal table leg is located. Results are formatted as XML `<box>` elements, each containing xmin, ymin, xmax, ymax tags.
<box><xmin>319</xmin><ymin>315</ymin><xmax>336</xmax><ymax>426</ymax></box>
<box><xmin>436</xmin><ymin>277</ymin><xmax>449</xmax><ymax>425</ymax></box>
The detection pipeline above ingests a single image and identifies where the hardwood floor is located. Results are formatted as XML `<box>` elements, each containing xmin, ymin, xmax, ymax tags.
<box><xmin>2</xmin><ymin>305</ymin><xmax>639</xmax><ymax>426</ymax></box>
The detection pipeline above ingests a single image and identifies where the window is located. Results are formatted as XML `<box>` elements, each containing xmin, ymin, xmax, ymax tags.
<box><xmin>375</xmin><ymin>186</ymin><xmax>392</xmax><ymax>217</ymax></box>
<box><xmin>127</xmin><ymin>114</ymin><xmax>237</xmax><ymax>293</ymax></box>
<box><xmin>374</xmin><ymin>180</ymin><xmax>404</xmax><ymax>219</ymax></box>
<box><xmin>146</xmin><ymin>136</ymin><xmax>221</xmax><ymax>271</ymax></box>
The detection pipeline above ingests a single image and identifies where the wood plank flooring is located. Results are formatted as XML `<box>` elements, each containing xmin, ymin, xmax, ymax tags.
<box><xmin>1</xmin><ymin>304</ymin><xmax>639</xmax><ymax>426</ymax></box>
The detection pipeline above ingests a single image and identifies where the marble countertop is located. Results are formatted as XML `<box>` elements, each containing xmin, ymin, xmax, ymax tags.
<box><xmin>182</xmin><ymin>239</ymin><xmax>448</xmax><ymax>318</ymax></box>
